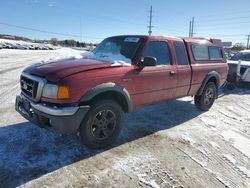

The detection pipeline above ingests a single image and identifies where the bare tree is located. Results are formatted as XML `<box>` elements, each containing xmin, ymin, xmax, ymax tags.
<box><xmin>50</xmin><ymin>38</ymin><xmax>58</xmax><ymax>46</ymax></box>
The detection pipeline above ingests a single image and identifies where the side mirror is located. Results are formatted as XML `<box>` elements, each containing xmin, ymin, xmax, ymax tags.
<box><xmin>138</xmin><ymin>56</ymin><xmax>157</xmax><ymax>68</ymax></box>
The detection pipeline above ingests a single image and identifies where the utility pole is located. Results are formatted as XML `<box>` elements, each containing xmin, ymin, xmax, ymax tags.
<box><xmin>148</xmin><ymin>5</ymin><xmax>153</xmax><ymax>36</ymax></box>
<box><xmin>247</xmin><ymin>35</ymin><xmax>250</xmax><ymax>49</ymax></box>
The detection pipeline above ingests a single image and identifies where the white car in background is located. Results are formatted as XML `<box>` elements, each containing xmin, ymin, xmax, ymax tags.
<box><xmin>227</xmin><ymin>50</ymin><xmax>250</xmax><ymax>89</ymax></box>
<box><xmin>15</xmin><ymin>43</ymin><xmax>29</xmax><ymax>50</ymax></box>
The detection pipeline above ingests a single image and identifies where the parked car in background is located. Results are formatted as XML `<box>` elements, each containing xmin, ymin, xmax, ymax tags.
<box><xmin>4</xmin><ymin>42</ymin><xmax>15</xmax><ymax>49</ymax></box>
<box><xmin>28</xmin><ymin>45</ymin><xmax>35</xmax><ymax>50</ymax></box>
<box><xmin>227</xmin><ymin>50</ymin><xmax>250</xmax><ymax>89</ymax></box>
<box><xmin>230</xmin><ymin>50</ymin><xmax>250</xmax><ymax>61</ymax></box>
<box><xmin>0</xmin><ymin>39</ymin><xmax>56</xmax><ymax>50</ymax></box>
<box><xmin>15</xmin><ymin>43</ymin><xmax>29</xmax><ymax>50</ymax></box>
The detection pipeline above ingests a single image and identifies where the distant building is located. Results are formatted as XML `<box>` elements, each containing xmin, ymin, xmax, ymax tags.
<box><xmin>222</xmin><ymin>42</ymin><xmax>232</xmax><ymax>48</ymax></box>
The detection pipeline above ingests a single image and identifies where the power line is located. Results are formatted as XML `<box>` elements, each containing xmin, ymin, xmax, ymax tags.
<box><xmin>190</xmin><ymin>16</ymin><xmax>249</xmax><ymax>42</ymax></box>
<box><xmin>0</xmin><ymin>22</ymin><xmax>103</xmax><ymax>40</ymax></box>
<box><xmin>153</xmin><ymin>26</ymin><xmax>183</xmax><ymax>33</ymax></box>
<box><xmin>197</xmin><ymin>9</ymin><xmax>250</xmax><ymax>18</ymax></box>
<box><xmin>4</xmin><ymin>0</ymin><xmax>185</xmax><ymax>39</ymax></box>
<box><xmin>196</xmin><ymin>15</ymin><xmax>250</xmax><ymax>23</ymax></box>
<box><xmin>196</xmin><ymin>21</ymin><xmax>250</xmax><ymax>27</ymax></box>
<box><xmin>0</xmin><ymin>22</ymin><xmax>79</xmax><ymax>37</ymax></box>
<box><xmin>26</xmin><ymin>0</ymin><xmax>147</xmax><ymax>27</ymax></box>
<box><xmin>209</xmin><ymin>34</ymin><xmax>248</xmax><ymax>37</ymax></box>
<box><xmin>194</xmin><ymin>32</ymin><xmax>248</xmax><ymax>39</ymax></box>
<box><xmin>196</xmin><ymin>25</ymin><xmax>250</xmax><ymax>31</ymax></box>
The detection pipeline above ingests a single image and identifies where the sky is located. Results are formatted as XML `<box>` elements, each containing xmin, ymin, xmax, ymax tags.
<box><xmin>0</xmin><ymin>0</ymin><xmax>250</xmax><ymax>45</ymax></box>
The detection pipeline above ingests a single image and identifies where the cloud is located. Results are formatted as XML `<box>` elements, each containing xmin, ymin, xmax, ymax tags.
<box><xmin>48</xmin><ymin>1</ymin><xmax>56</xmax><ymax>7</ymax></box>
<box><xmin>26</xmin><ymin>0</ymin><xmax>39</xmax><ymax>3</ymax></box>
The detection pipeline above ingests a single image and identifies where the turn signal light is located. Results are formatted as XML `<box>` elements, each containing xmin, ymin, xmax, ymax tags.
<box><xmin>57</xmin><ymin>86</ymin><xmax>70</xmax><ymax>99</ymax></box>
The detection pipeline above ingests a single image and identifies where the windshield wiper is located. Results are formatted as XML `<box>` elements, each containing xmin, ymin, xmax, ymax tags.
<box><xmin>99</xmin><ymin>55</ymin><xmax>109</xmax><ymax>58</ymax></box>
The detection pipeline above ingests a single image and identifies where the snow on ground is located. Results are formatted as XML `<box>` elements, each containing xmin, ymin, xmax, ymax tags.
<box><xmin>0</xmin><ymin>49</ymin><xmax>250</xmax><ymax>187</ymax></box>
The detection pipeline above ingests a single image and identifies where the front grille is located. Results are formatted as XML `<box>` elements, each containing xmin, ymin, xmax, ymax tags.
<box><xmin>20</xmin><ymin>73</ymin><xmax>46</xmax><ymax>101</ymax></box>
<box><xmin>21</xmin><ymin>75</ymin><xmax>39</xmax><ymax>99</ymax></box>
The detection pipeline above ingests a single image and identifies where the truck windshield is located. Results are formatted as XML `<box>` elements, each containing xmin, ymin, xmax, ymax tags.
<box><xmin>85</xmin><ymin>36</ymin><xmax>143</xmax><ymax>65</ymax></box>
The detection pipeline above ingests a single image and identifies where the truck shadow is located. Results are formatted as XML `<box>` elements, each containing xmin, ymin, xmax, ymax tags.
<box><xmin>0</xmin><ymin>98</ymin><xmax>203</xmax><ymax>187</ymax></box>
<box><xmin>218</xmin><ymin>86</ymin><xmax>250</xmax><ymax>98</ymax></box>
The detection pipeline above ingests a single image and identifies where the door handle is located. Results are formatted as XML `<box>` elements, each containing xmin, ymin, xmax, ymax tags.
<box><xmin>169</xmin><ymin>71</ymin><xmax>176</xmax><ymax>75</ymax></box>
<box><xmin>123</xmin><ymin>78</ymin><xmax>132</xmax><ymax>82</ymax></box>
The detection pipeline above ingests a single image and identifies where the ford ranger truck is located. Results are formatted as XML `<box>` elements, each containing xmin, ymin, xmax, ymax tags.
<box><xmin>15</xmin><ymin>35</ymin><xmax>228</xmax><ymax>149</ymax></box>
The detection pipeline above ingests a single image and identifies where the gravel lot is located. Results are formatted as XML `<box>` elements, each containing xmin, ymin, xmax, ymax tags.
<box><xmin>0</xmin><ymin>49</ymin><xmax>249</xmax><ymax>188</ymax></box>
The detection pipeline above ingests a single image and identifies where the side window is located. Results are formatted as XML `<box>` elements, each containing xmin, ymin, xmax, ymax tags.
<box><xmin>242</xmin><ymin>54</ymin><xmax>250</xmax><ymax>61</ymax></box>
<box><xmin>174</xmin><ymin>42</ymin><xmax>188</xmax><ymax>65</ymax></box>
<box><xmin>143</xmin><ymin>41</ymin><xmax>171</xmax><ymax>65</ymax></box>
<box><xmin>192</xmin><ymin>45</ymin><xmax>209</xmax><ymax>61</ymax></box>
<box><xmin>209</xmin><ymin>46</ymin><xmax>223</xmax><ymax>60</ymax></box>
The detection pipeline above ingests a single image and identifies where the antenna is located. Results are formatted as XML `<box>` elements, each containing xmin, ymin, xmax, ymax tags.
<box><xmin>148</xmin><ymin>5</ymin><xmax>153</xmax><ymax>36</ymax></box>
<box><xmin>189</xmin><ymin>21</ymin><xmax>192</xmax><ymax>37</ymax></box>
<box><xmin>188</xmin><ymin>17</ymin><xmax>195</xmax><ymax>37</ymax></box>
<box><xmin>191</xmin><ymin>17</ymin><xmax>195</xmax><ymax>37</ymax></box>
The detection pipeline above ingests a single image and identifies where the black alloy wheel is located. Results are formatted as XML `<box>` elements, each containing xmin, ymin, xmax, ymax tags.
<box><xmin>79</xmin><ymin>99</ymin><xmax>123</xmax><ymax>149</ymax></box>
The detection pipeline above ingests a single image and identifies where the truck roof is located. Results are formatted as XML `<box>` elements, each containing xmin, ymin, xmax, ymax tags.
<box><xmin>111</xmin><ymin>35</ymin><xmax>222</xmax><ymax>46</ymax></box>
<box><xmin>183</xmin><ymin>37</ymin><xmax>223</xmax><ymax>46</ymax></box>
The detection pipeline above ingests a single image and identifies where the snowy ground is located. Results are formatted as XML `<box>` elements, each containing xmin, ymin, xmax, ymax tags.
<box><xmin>0</xmin><ymin>49</ymin><xmax>250</xmax><ymax>188</ymax></box>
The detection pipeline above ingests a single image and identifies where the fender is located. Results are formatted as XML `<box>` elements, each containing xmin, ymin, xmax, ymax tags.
<box><xmin>197</xmin><ymin>71</ymin><xmax>220</xmax><ymax>97</ymax></box>
<box><xmin>80</xmin><ymin>82</ymin><xmax>132</xmax><ymax>112</ymax></box>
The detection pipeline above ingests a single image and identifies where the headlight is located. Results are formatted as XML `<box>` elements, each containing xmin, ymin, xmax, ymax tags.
<box><xmin>42</xmin><ymin>84</ymin><xmax>58</xmax><ymax>99</ymax></box>
<box><xmin>42</xmin><ymin>84</ymin><xmax>70</xmax><ymax>99</ymax></box>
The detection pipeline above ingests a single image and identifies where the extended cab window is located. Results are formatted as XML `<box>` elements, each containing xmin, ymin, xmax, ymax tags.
<box><xmin>174</xmin><ymin>42</ymin><xmax>188</xmax><ymax>65</ymax></box>
<box><xmin>143</xmin><ymin>41</ymin><xmax>171</xmax><ymax>65</ymax></box>
<box><xmin>192</xmin><ymin>45</ymin><xmax>209</xmax><ymax>61</ymax></box>
<box><xmin>209</xmin><ymin>46</ymin><xmax>223</xmax><ymax>60</ymax></box>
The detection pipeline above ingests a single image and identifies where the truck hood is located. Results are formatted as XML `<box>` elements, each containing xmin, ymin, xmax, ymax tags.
<box><xmin>23</xmin><ymin>58</ymin><xmax>113</xmax><ymax>82</ymax></box>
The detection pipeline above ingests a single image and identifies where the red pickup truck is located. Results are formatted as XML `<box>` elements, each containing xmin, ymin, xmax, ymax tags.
<box><xmin>16</xmin><ymin>35</ymin><xmax>228</xmax><ymax>149</ymax></box>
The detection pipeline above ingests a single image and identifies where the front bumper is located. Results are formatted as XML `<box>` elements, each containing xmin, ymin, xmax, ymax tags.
<box><xmin>15</xmin><ymin>94</ymin><xmax>90</xmax><ymax>134</ymax></box>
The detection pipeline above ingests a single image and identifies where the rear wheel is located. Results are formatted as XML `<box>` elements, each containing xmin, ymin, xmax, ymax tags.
<box><xmin>195</xmin><ymin>82</ymin><xmax>217</xmax><ymax>111</ymax></box>
<box><xmin>79</xmin><ymin>99</ymin><xmax>123</xmax><ymax>149</ymax></box>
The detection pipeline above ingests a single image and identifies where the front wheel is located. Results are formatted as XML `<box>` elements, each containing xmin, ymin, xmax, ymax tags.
<box><xmin>79</xmin><ymin>99</ymin><xmax>123</xmax><ymax>149</ymax></box>
<box><xmin>195</xmin><ymin>82</ymin><xmax>217</xmax><ymax>111</ymax></box>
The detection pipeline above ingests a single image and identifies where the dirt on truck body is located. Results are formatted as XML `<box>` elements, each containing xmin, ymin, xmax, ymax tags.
<box><xmin>15</xmin><ymin>35</ymin><xmax>228</xmax><ymax>149</ymax></box>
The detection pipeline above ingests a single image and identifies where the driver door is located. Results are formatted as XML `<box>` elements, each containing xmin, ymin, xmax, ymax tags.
<box><xmin>130</xmin><ymin>40</ymin><xmax>178</xmax><ymax>107</ymax></box>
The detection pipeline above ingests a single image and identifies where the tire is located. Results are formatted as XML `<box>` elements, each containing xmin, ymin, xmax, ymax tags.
<box><xmin>226</xmin><ymin>82</ymin><xmax>236</xmax><ymax>90</ymax></box>
<box><xmin>79</xmin><ymin>99</ymin><xmax>123</xmax><ymax>149</ymax></box>
<box><xmin>195</xmin><ymin>82</ymin><xmax>217</xmax><ymax>111</ymax></box>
